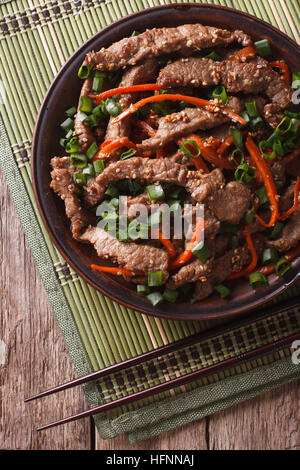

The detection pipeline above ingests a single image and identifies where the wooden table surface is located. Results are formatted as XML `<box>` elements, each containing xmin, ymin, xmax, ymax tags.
<box><xmin>1</xmin><ymin>167</ymin><xmax>299</xmax><ymax>450</ymax></box>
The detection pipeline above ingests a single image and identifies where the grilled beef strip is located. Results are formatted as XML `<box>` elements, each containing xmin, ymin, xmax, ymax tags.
<box><xmin>167</xmin><ymin>245</ymin><xmax>250</xmax><ymax>290</ymax></box>
<box><xmin>103</xmin><ymin>58</ymin><xmax>159</xmax><ymax>160</ymax></box>
<box><xmin>84</xmin><ymin>157</ymin><xmax>251</xmax><ymax>223</ymax></box>
<box><xmin>137</xmin><ymin>96</ymin><xmax>242</xmax><ymax>151</ymax></box>
<box><xmin>74</xmin><ymin>77</ymin><xmax>95</xmax><ymax>152</ymax></box>
<box><xmin>158</xmin><ymin>57</ymin><xmax>292</xmax><ymax>126</ymax></box>
<box><xmin>86</xmin><ymin>24</ymin><xmax>251</xmax><ymax>70</ymax></box>
<box><xmin>81</xmin><ymin>226</ymin><xmax>169</xmax><ymax>279</ymax></box>
<box><xmin>267</xmin><ymin>209</ymin><xmax>300</xmax><ymax>253</ymax></box>
<box><xmin>50</xmin><ymin>157</ymin><xmax>91</xmax><ymax>239</ymax></box>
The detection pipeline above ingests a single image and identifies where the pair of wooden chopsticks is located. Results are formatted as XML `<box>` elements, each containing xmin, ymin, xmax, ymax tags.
<box><xmin>25</xmin><ymin>298</ymin><xmax>300</xmax><ymax>431</ymax></box>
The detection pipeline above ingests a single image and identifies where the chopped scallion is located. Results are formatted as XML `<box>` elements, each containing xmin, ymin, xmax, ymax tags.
<box><xmin>148</xmin><ymin>271</ymin><xmax>164</xmax><ymax>287</ymax></box>
<box><xmin>163</xmin><ymin>288</ymin><xmax>179</xmax><ymax>303</ymax></box>
<box><xmin>275</xmin><ymin>258</ymin><xmax>291</xmax><ymax>276</ymax></box>
<box><xmin>254</xmin><ymin>39</ymin><xmax>271</xmax><ymax>57</ymax></box>
<box><xmin>86</xmin><ymin>142</ymin><xmax>99</xmax><ymax>160</ymax></box>
<box><xmin>262</xmin><ymin>247</ymin><xmax>279</xmax><ymax>265</ymax></box>
<box><xmin>146</xmin><ymin>184</ymin><xmax>165</xmax><ymax>201</ymax></box>
<box><xmin>179</xmin><ymin>140</ymin><xmax>201</xmax><ymax>158</ymax></box>
<box><xmin>93</xmin><ymin>159</ymin><xmax>105</xmax><ymax>174</ymax></box>
<box><xmin>214</xmin><ymin>284</ymin><xmax>230</xmax><ymax>299</ymax></box>
<box><xmin>146</xmin><ymin>291</ymin><xmax>164</xmax><ymax>307</ymax></box>
<box><xmin>249</xmin><ymin>272</ymin><xmax>268</xmax><ymax>288</ymax></box>
<box><xmin>212</xmin><ymin>85</ymin><xmax>228</xmax><ymax>104</ymax></box>
<box><xmin>70</xmin><ymin>153</ymin><xmax>88</xmax><ymax>168</ymax></box>
<box><xmin>191</xmin><ymin>241</ymin><xmax>212</xmax><ymax>263</ymax></box>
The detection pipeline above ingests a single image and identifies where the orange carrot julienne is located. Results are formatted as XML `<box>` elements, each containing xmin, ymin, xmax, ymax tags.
<box><xmin>285</xmin><ymin>145</ymin><xmax>300</xmax><ymax>165</ymax></box>
<box><xmin>228</xmin><ymin>45</ymin><xmax>257</xmax><ymax>62</ymax></box>
<box><xmin>177</xmin><ymin>136</ymin><xmax>209</xmax><ymax>172</ymax></box>
<box><xmin>93</xmin><ymin>137</ymin><xmax>142</xmax><ymax>160</ymax></box>
<box><xmin>269</xmin><ymin>61</ymin><xmax>291</xmax><ymax>84</ymax></box>
<box><xmin>246</xmin><ymin>137</ymin><xmax>278</xmax><ymax>228</ymax></box>
<box><xmin>181</xmin><ymin>134</ymin><xmax>234</xmax><ymax>170</ymax></box>
<box><xmin>169</xmin><ymin>218</ymin><xmax>205</xmax><ymax>270</ymax></box>
<box><xmin>91</xmin><ymin>265</ymin><xmax>134</xmax><ymax>276</ymax></box>
<box><xmin>89</xmin><ymin>84</ymin><xmax>163</xmax><ymax>104</ymax></box>
<box><xmin>112</xmin><ymin>94</ymin><xmax>247</xmax><ymax>126</ymax></box>
<box><xmin>227</xmin><ymin>225</ymin><xmax>258</xmax><ymax>280</ymax></box>
<box><xmin>218</xmin><ymin>136</ymin><xmax>234</xmax><ymax>155</ymax></box>
<box><xmin>279</xmin><ymin>178</ymin><xmax>300</xmax><ymax>221</ymax></box>
<box><xmin>155</xmin><ymin>231</ymin><xmax>176</xmax><ymax>258</ymax></box>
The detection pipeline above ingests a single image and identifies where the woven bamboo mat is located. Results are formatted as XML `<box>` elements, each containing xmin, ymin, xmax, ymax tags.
<box><xmin>0</xmin><ymin>0</ymin><xmax>300</xmax><ymax>443</ymax></box>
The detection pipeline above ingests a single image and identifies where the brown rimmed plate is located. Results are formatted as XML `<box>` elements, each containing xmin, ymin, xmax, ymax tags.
<box><xmin>31</xmin><ymin>3</ymin><xmax>300</xmax><ymax>321</ymax></box>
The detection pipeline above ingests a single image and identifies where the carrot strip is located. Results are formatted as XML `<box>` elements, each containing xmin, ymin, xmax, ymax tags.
<box><xmin>177</xmin><ymin>136</ymin><xmax>209</xmax><ymax>172</ymax></box>
<box><xmin>269</xmin><ymin>61</ymin><xmax>291</xmax><ymax>84</ymax></box>
<box><xmin>91</xmin><ymin>265</ymin><xmax>134</xmax><ymax>276</ymax></box>
<box><xmin>157</xmin><ymin>231</ymin><xmax>176</xmax><ymax>258</ymax></box>
<box><xmin>285</xmin><ymin>145</ymin><xmax>300</xmax><ymax>165</ymax></box>
<box><xmin>279</xmin><ymin>178</ymin><xmax>300</xmax><ymax>220</ymax></box>
<box><xmin>93</xmin><ymin>137</ymin><xmax>142</xmax><ymax>160</ymax></box>
<box><xmin>246</xmin><ymin>136</ymin><xmax>279</xmax><ymax>227</ymax></box>
<box><xmin>100</xmin><ymin>139</ymin><xmax>113</xmax><ymax>150</ymax></box>
<box><xmin>112</xmin><ymin>94</ymin><xmax>247</xmax><ymax>126</ymax></box>
<box><xmin>228</xmin><ymin>45</ymin><xmax>257</xmax><ymax>62</ymax></box>
<box><xmin>89</xmin><ymin>84</ymin><xmax>163</xmax><ymax>104</ymax></box>
<box><xmin>181</xmin><ymin>134</ymin><xmax>234</xmax><ymax>170</ymax></box>
<box><xmin>218</xmin><ymin>136</ymin><xmax>234</xmax><ymax>156</ymax></box>
<box><xmin>227</xmin><ymin>225</ymin><xmax>258</xmax><ymax>280</ymax></box>
<box><xmin>169</xmin><ymin>219</ymin><xmax>205</xmax><ymax>270</ymax></box>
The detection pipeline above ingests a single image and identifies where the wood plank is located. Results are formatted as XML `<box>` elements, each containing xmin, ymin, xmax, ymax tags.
<box><xmin>208</xmin><ymin>381</ymin><xmax>300</xmax><ymax>450</ymax></box>
<box><xmin>0</xmin><ymin>169</ymin><xmax>91</xmax><ymax>450</ymax></box>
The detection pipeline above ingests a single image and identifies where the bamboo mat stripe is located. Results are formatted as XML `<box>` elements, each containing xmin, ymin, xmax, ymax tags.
<box><xmin>0</xmin><ymin>0</ymin><xmax>300</xmax><ymax>441</ymax></box>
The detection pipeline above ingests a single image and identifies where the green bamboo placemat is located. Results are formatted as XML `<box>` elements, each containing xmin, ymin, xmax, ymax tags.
<box><xmin>0</xmin><ymin>0</ymin><xmax>300</xmax><ymax>444</ymax></box>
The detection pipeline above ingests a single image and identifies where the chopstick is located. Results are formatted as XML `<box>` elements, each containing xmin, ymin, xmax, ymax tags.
<box><xmin>24</xmin><ymin>297</ymin><xmax>299</xmax><ymax>404</ymax></box>
<box><xmin>35</xmin><ymin>330</ymin><xmax>300</xmax><ymax>431</ymax></box>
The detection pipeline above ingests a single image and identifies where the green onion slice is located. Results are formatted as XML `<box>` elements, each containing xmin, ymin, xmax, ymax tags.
<box><xmin>191</xmin><ymin>241</ymin><xmax>212</xmax><ymax>263</ymax></box>
<box><xmin>65</xmin><ymin>106</ymin><xmax>77</xmax><ymax>118</ymax></box>
<box><xmin>73</xmin><ymin>173</ymin><xmax>87</xmax><ymax>187</ymax></box>
<box><xmin>275</xmin><ymin>258</ymin><xmax>291</xmax><ymax>276</ymax></box>
<box><xmin>179</xmin><ymin>140</ymin><xmax>201</xmax><ymax>158</ymax></box>
<box><xmin>78</xmin><ymin>62</ymin><xmax>92</xmax><ymax>79</ymax></box>
<box><xmin>146</xmin><ymin>291</ymin><xmax>164</xmax><ymax>307</ymax></box>
<box><xmin>93</xmin><ymin>159</ymin><xmax>105</xmax><ymax>174</ymax></box>
<box><xmin>60</xmin><ymin>117</ymin><xmax>74</xmax><ymax>132</ymax></box>
<box><xmin>163</xmin><ymin>288</ymin><xmax>179</xmax><ymax>303</ymax></box>
<box><xmin>262</xmin><ymin>247</ymin><xmax>279</xmax><ymax>265</ymax></box>
<box><xmin>230</xmin><ymin>127</ymin><xmax>243</xmax><ymax>149</ymax></box>
<box><xmin>254</xmin><ymin>39</ymin><xmax>271</xmax><ymax>57</ymax></box>
<box><xmin>86</xmin><ymin>142</ymin><xmax>98</xmax><ymax>160</ymax></box>
<box><xmin>231</xmin><ymin>148</ymin><xmax>245</xmax><ymax>166</ymax></box>
<box><xmin>120</xmin><ymin>148</ymin><xmax>137</xmax><ymax>160</ymax></box>
<box><xmin>212</xmin><ymin>85</ymin><xmax>228</xmax><ymax>104</ymax></box>
<box><xmin>146</xmin><ymin>184</ymin><xmax>165</xmax><ymax>201</ymax></box>
<box><xmin>245</xmin><ymin>101</ymin><xmax>258</xmax><ymax>118</ymax></box>
<box><xmin>105</xmin><ymin>183</ymin><xmax>119</xmax><ymax>198</ymax></box>
<box><xmin>249</xmin><ymin>272</ymin><xmax>268</xmax><ymax>288</ymax></box>
<box><xmin>214</xmin><ymin>284</ymin><xmax>230</xmax><ymax>299</ymax></box>
<box><xmin>148</xmin><ymin>271</ymin><xmax>164</xmax><ymax>287</ymax></box>
<box><xmin>79</xmin><ymin>96</ymin><xmax>93</xmax><ymax>113</ymax></box>
<box><xmin>259</xmin><ymin>140</ymin><xmax>276</xmax><ymax>160</ymax></box>
<box><xmin>70</xmin><ymin>153</ymin><xmax>88</xmax><ymax>168</ymax></box>
<box><xmin>137</xmin><ymin>284</ymin><xmax>150</xmax><ymax>296</ymax></box>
